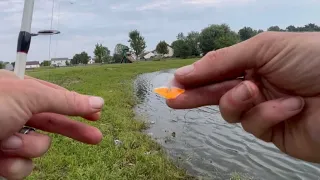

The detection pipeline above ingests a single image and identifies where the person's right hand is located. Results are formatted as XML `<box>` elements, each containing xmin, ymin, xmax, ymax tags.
<box><xmin>167</xmin><ymin>32</ymin><xmax>320</xmax><ymax>163</ymax></box>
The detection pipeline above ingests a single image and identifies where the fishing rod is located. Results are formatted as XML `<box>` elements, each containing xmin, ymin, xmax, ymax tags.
<box><xmin>14</xmin><ymin>0</ymin><xmax>60</xmax><ymax>134</ymax></box>
<box><xmin>14</xmin><ymin>0</ymin><xmax>60</xmax><ymax>79</ymax></box>
<box><xmin>14</xmin><ymin>0</ymin><xmax>35</xmax><ymax>79</ymax></box>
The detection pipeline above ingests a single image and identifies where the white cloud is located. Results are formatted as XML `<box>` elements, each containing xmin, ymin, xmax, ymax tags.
<box><xmin>114</xmin><ymin>0</ymin><xmax>256</xmax><ymax>12</ymax></box>
<box><xmin>182</xmin><ymin>0</ymin><xmax>256</xmax><ymax>6</ymax></box>
<box><xmin>0</xmin><ymin>0</ymin><xmax>319</xmax><ymax>62</ymax></box>
<box><xmin>136</xmin><ymin>0</ymin><xmax>172</xmax><ymax>11</ymax></box>
<box><xmin>110</xmin><ymin>3</ymin><xmax>131</xmax><ymax>11</ymax></box>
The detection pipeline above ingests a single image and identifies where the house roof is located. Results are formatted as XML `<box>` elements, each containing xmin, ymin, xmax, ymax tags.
<box><xmin>139</xmin><ymin>52</ymin><xmax>151</xmax><ymax>57</ymax></box>
<box><xmin>5</xmin><ymin>64</ymin><xmax>13</xmax><ymax>71</ymax></box>
<box><xmin>51</xmin><ymin>58</ymin><xmax>69</xmax><ymax>61</ymax></box>
<box><xmin>26</xmin><ymin>61</ymin><xmax>39</xmax><ymax>65</ymax></box>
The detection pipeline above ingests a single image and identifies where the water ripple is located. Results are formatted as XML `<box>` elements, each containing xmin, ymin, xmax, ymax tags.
<box><xmin>133</xmin><ymin>70</ymin><xmax>320</xmax><ymax>180</ymax></box>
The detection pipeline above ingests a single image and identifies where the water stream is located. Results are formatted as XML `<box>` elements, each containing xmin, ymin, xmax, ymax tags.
<box><xmin>133</xmin><ymin>69</ymin><xmax>320</xmax><ymax>180</ymax></box>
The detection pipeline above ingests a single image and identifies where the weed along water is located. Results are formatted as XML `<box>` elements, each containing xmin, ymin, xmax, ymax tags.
<box><xmin>134</xmin><ymin>69</ymin><xmax>320</xmax><ymax>180</ymax></box>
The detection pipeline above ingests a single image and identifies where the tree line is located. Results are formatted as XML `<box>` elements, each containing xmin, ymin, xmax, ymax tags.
<box><xmin>2</xmin><ymin>22</ymin><xmax>319</xmax><ymax>68</ymax></box>
<box><xmin>68</xmin><ymin>22</ymin><xmax>320</xmax><ymax>65</ymax></box>
<box><xmin>171</xmin><ymin>23</ymin><xmax>320</xmax><ymax>59</ymax></box>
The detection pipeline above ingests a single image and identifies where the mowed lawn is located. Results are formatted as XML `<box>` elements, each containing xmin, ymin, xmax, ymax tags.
<box><xmin>26</xmin><ymin>58</ymin><xmax>197</xmax><ymax>180</ymax></box>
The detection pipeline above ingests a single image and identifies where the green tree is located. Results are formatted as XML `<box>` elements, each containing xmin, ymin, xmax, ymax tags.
<box><xmin>172</xmin><ymin>40</ymin><xmax>183</xmax><ymax>57</ymax></box>
<box><xmin>238</xmin><ymin>27</ymin><xmax>258</xmax><ymax>41</ymax></box>
<box><xmin>71</xmin><ymin>51</ymin><xmax>90</xmax><ymax>65</ymax></box>
<box><xmin>71</xmin><ymin>54</ymin><xmax>80</xmax><ymax>65</ymax></box>
<box><xmin>103</xmin><ymin>55</ymin><xmax>112</xmax><ymax>64</ymax></box>
<box><xmin>185</xmin><ymin>31</ymin><xmax>201</xmax><ymax>56</ymax></box>
<box><xmin>80</xmin><ymin>52</ymin><xmax>90</xmax><ymax>64</ymax></box>
<box><xmin>269</xmin><ymin>23</ymin><xmax>320</xmax><ymax>32</ymax></box>
<box><xmin>0</xmin><ymin>62</ymin><xmax>4</xmax><ymax>69</ymax></box>
<box><xmin>177</xmin><ymin>32</ymin><xmax>185</xmax><ymax>40</ymax></box>
<box><xmin>42</xmin><ymin>60</ymin><xmax>51</xmax><ymax>66</ymax></box>
<box><xmin>172</xmin><ymin>40</ymin><xmax>191</xmax><ymax>58</ymax></box>
<box><xmin>303</xmin><ymin>23</ymin><xmax>320</xmax><ymax>32</ymax></box>
<box><xmin>94</xmin><ymin>43</ymin><xmax>110</xmax><ymax>63</ymax></box>
<box><xmin>65</xmin><ymin>60</ymin><xmax>70</xmax><ymax>66</ymax></box>
<box><xmin>112</xmin><ymin>44</ymin><xmax>130</xmax><ymax>63</ymax></box>
<box><xmin>128</xmin><ymin>30</ymin><xmax>146</xmax><ymax>56</ymax></box>
<box><xmin>179</xmin><ymin>42</ymin><xmax>192</xmax><ymax>59</ymax></box>
<box><xmin>199</xmin><ymin>25</ymin><xmax>216</xmax><ymax>55</ymax></box>
<box><xmin>199</xmin><ymin>24</ymin><xmax>239</xmax><ymax>55</ymax></box>
<box><xmin>214</xmin><ymin>30</ymin><xmax>240</xmax><ymax>49</ymax></box>
<box><xmin>11</xmin><ymin>62</ymin><xmax>15</xmax><ymax>68</ymax></box>
<box><xmin>156</xmin><ymin>41</ymin><xmax>169</xmax><ymax>56</ymax></box>
<box><xmin>267</xmin><ymin>26</ymin><xmax>283</xmax><ymax>31</ymax></box>
<box><xmin>257</xmin><ymin>29</ymin><xmax>264</xmax><ymax>33</ymax></box>
<box><xmin>112</xmin><ymin>54</ymin><xmax>122</xmax><ymax>63</ymax></box>
<box><xmin>286</xmin><ymin>25</ymin><xmax>296</xmax><ymax>32</ymax></box>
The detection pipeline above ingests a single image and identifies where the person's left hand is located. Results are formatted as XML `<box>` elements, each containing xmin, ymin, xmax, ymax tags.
<box><xmin>0</xmin><ymin>70</ymin><xmax>104</xmax><ymax>180</ymax></box>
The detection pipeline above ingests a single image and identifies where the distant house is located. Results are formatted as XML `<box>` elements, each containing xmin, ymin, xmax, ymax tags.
<box><xmin>88</xmin><ymin>58</ymin><xmax>95</xmax><ymax>64</ymax></box>
<box><xmin>153</xmin><ymin>46</ymin><xmax>174</xmax><ymax>58</ymax></box>
<box><xmin>140</xmin><ymin>46</ymin><xmax>174</xmax><ymax>60</ymax></box>
<box><xmin>51</xmin><ymin>57</ymin><xmax>70</xmax><ymax>67</ymax></box>
<box><xmin>131</xmin><ymin>53</ymin><xmax>138</xmax><ymax>60</ymax></box>
<box><xmin>4</xmin><ymin>63</ymin><xmax>13</xmax><ymax>71</ymax></box>
<box><xmin>140</xmin><ymin>52</ymin><xmax>156</xmax><ymax>60</ymax></box>
<box><xmin>26</xmin><ymin>61</ymin><xmax>40</xmax><ymax>69</ymax></box>
<box><xmin>163</xmin><ymin>46</ymin><xmax>174</xmax><ymax>57</ymax></box>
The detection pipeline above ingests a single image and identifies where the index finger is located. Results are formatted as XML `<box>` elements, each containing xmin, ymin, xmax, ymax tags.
<box><xmin>25</xmin><ymin>75</ymin><xmax>67</xmax><ymax>91</ymax></box>
<box><xmin>173</xmin><ymin>32</ymin><xmax>282</xmax><ymax>88</ymax></box>
<box><xmin>24</xmin><ymin>76</ymin><xmax>100</xmax><ymax>120</ymax></box>
<box><xmin>14</xmin><ymin>79</ymin><xmax>104</xmax><ymax>116</ymax></box>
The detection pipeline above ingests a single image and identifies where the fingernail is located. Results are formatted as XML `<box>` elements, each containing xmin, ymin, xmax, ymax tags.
<box><xmin>175</xmin><ymin>64</ymin><xmax>194</xmax><ymax>76</ymax></box>
<box><xmin>89</xmin><ymin>96</ymin><xmax>104</xmax><ymax>109</ymax></box>
<box><xmin>167</xmin><ymin>78</ymin><xmax>184</xmax><ymax>89</ymax></box>
<box><xmin>1</xmin><ymin>135</ymin><xmax>23</xmax><ymax>150</ymax></box>
<box><xmin>232</xmin><ymin>83</ymin><xmax>252</xmax><ymax>102</ymax></box>
<box><xmin>281</xmin><ymin>97</ymin><xmax>303</xmax><ymax>111</ymax></box>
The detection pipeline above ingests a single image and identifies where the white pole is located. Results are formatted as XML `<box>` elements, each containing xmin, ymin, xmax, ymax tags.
<box><xmin>48</xmin><ymin>0</ymin><xmax>55</xmax><ymax>60</ymax></box>
<box><xmin>14</xmin><ymin>0</ymin><xmax>35</xmax><ymax>79</ymax></box>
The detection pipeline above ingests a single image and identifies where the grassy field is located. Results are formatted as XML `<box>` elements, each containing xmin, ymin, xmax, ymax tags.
<box><xmin>25</xmin><ymin>58</ymin><xmax>198</xmax><ymax>180</ymax></box>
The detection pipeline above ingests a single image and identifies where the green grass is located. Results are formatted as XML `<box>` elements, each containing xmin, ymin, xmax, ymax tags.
<box><xmin>230</xmin><ymin>172</ymin><xmax>253</xmax><ymax>180</ymax></box>
<box><xmin>25</xmin><ymin>58</ymin><xmax>198</xmax><ymax>180</ymax></box>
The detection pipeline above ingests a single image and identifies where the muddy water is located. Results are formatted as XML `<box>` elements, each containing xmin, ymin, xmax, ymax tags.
<box><xmin>133</xmin><ymin>69</ymin><xmax>320</xmax><ymax>180</ymax></box>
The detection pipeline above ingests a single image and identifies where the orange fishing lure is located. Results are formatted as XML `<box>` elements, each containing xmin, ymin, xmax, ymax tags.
<box><xmin>153</xmin><ymin>87</ymin><xmax>185</xmax><ymax>99</ymax></box>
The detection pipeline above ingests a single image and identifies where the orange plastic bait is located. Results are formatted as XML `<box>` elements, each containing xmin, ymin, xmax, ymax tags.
<box><xmin>153</xmin><ymin>87</ymin><xmax>185</xmax><ymax>99</ymax></box>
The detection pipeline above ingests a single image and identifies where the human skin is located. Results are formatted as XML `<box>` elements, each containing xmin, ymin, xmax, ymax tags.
<box><xmin>0</xmin><ymin>70</ymin><xmax>104</xmax><ymax>180</ymax></box>
<box><xmin>166</xmin><ymin>31</ymin><xmax>320</xmax><ymax>163</ymax></box>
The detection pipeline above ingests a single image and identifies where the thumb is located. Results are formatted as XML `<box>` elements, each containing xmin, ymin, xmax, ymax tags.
<box><xmin>173</xmin><ymin>32</ymin><xmax>282</xmax><ymax>88</ymax></box>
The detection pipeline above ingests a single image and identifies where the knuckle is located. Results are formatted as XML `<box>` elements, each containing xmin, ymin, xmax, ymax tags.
<box><xmin>0</xmin><ymin>69</ymin><xmax>11</xmax><ymax>75</ymax></box>
<box><xmin>219</xmin><ymin>105</ymin><xmax>238</xmax><ymax>124</ymax></box>
<box><xmin>197</xmin><ymin>49</ymin><xmax>227</xmax><ymax>72</ymax></box>
<box><xmin>64</xmin><ymin>91</ymin><xmax>77</xmax><ymax>113</ymax></box>
<box><xmin>241</xmin><ymin>120</ymin><xmax>252</xmax><ymax>134</ymax></box>
<box><xmin>205</xmin><ymin>50</ymin><xmax>218</xmax><ymax>61</ymax></box>
<box><xmin>219</xmin><ymin>96</ymin><xmax>236</xmax><ymax>123</ymax></box>
<box><xmin>204</xmin><ymin>49</ymin><xmax>228</xmax><ymax>63</ymax></box>
<box><xmin>64</xmin><ymin>90</ymin><xmax>85</xmax><ymax>114</ymax></box>
<box><xmin>46</xmin><ymin>114</ymin><xmax>59</xmax><ymax>130</ymax></box>
<box><xmin>252</xmin><ymin>31</ymin><xmax>275</xmax><ymax>41</ymax></box>
<box><xmin>23</xmin><ymin>79</ymin><xmax>36</xmax><ymax>85</ymax></box>
<box><xmin>0</xmin><ymin>69</ymin><xmax>16</xmax><ymax>77</ymax></box>
<box><xmin>22</xmin><ymin>79</ymin><xmax>41</xmax><ymax>90</ymax></box>
<box><xmin>215</xmin><ymin>46</ymin><xmax>229</xmax><ymax>58</ymax></box>
<box><xmin>241</xmin><ymin>110</ymin><xmax>267</xmax><ymax>139</ymax></box>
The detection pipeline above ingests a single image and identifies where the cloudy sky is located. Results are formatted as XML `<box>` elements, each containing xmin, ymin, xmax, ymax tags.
<box><xmin>0</xmin><ymin>0</ymin><xmax>319</xmax><ymax>62</ymax></box>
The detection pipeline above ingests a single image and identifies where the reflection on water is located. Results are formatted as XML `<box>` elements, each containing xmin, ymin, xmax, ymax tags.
<box><xmin>134</xmin><ymin>69</ymin><xmax>320</xmax><ymax>180</ymax></box>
